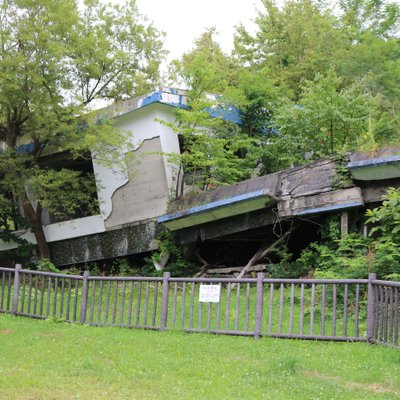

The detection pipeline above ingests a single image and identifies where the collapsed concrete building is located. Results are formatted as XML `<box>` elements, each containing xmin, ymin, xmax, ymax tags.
<box><xmin>160</xmin><ymin>149</ymin><xmax>400</xmax><ymax>270</ymax></box>
<box><xmin>1</xmin><ymin>86</ymin><xmax>400</xmax><ymax>268</ymax></box>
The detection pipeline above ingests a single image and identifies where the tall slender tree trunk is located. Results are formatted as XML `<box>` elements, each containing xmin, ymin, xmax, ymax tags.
<box><xmin>19</xmin><ymin>192</ymin><xmax>51</xmax><ymax>260</ymax></box>
<box><xmin>6</xmin><ymin>121</ymin><xmax>51</xmax><ymax>260</ymax></box>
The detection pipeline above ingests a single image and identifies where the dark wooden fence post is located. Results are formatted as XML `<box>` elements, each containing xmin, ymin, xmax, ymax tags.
<box><xmin>80</xmin><ymin>271</ymin><xmax>90</xmax><ymax>324</ymax></box>
<box><xmin>254</xmin><ymin>272</ymin><xmax>265</xmax><ymax>339</ymax></box>
<box><xmin>367</xmin><ymin>272</ymin><xmax>377</xmax><ymax>343</ymax></box>
<box><xmin>160</xmin><ymin>272</ymin><xmax>170</xmax><ymax>331</ymax></box>
<box><xmin>12</xmin><ymin>264</ymin><xmax>22</xmax><ymax>315</ymax></box>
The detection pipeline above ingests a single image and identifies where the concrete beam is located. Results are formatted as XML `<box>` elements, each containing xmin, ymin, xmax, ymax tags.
<box><xmin>50</xmin><ymin>221</ymin><xmax>160</xmax><ymax>266</ymax></box>
<box><xmin>278</xmin><ymin>187</ymin><xmax>364</xmax><ymax>218</ymax></box>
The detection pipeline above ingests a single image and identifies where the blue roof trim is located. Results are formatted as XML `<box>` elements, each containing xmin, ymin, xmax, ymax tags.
<box><xmin>16</xmin><ymin>143</ymin><xmax>35</xmax><ymax>155</ymax></box>
<box><xmin>141</xmin><ymin>91</ymin><xmax>163</xmax><ymax>107</ymax></box>
<box><xmin>207</xmin><ymin>105</ymin><xmax>243</xmax><ymax>125</ymax></box>
<box><xmin>140</xmin><ymin>90</ymin><xmax>187</xmax><ymax>109</ymax></box>
<box><xmin>158</xmin><ymin>189</ymin><xmax>272</xmax><ymax>224</ymax></box>
<box><xmin>348</xmin><ymin>155</ymin><xmax>400</xmax><ymax>170</ymax></box>
<box><xmin>103</xmin><ymin>88</ymin><xmax>244</xmax><ymax>125</ymax></box>
<box><xmin>293</xmin><ymin>201</ymin><xmax>363</xmax><ymax>216</ymax></box>
<box><xmin>141</xmin><ymin>90</ymin><xmax>242</xmax><ymax>124</ymax></box>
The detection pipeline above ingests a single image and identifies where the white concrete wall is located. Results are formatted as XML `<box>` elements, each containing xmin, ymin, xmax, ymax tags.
<box><xmin>93</xmin><ymin>103</ymin><xmax>180</xmax><ymax>222</ymax></box>
<box><xmin>105</xmin><ymin>137</ymin><xmax>169</xmax><ymax>228</ymax></box>
<box><xmin>154</xmin><ymin>106</ymin><xmax>181</xmax><ymax>189</ymax></box>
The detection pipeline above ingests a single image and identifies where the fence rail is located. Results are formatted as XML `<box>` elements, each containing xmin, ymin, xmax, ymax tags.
<box><xmin>371</xmin><ymin>279</ymin><xmax>400</xmax><ymax>347</ymax></box>
<box><xmin>1</xmin><ymin>267</ymin><xmax>399</xmax><ymax>348</ymax></box>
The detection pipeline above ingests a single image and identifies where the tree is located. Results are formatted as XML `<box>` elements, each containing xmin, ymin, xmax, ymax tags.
<box><xmin>169</xmin><ymin>28</ymin><xmax>237</xmax><ymax>99</ymax></box>
<box><xmin>366</xmin><ymin>187</ymin><xmax>400</xmax><ymax>279</ymax></box>
<box><xmin>0</xmin><ymin>0</ymin><xmax>164</xmax><ymax>260</ymax></box>
<box><xmin>234</xmin><ymin>0</ymin><xmax>347</xmax><ymax>101</ymax></box>
<box><xmin>339</xmin><ymin>0</ymin><xmax>400</xmax><ymax>39</ymax></box>
<box><xmin>271</xmin><ymin>69</ymin><xmax>378</xmax><ymax>166</ymax></box>
<box><xmin>337</xmin><ymin>1</ymin><xmax>400</xmax><ymax>144</ymax></box>
<box><xmin>159</xmin><ymin>98</ymin><xmax>262</xmax><ymax>199</ymax></box>
<box><xmin>232</xmin><ymin>0</ymin><xmax>400</xmax><ymax>169</ymax></box>
<box><xmin>166</xmin><ymin>30</ymin><xmax>262</xmax><ymax>198</ymax></box>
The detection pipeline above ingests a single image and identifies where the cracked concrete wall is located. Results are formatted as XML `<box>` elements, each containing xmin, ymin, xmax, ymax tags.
<box><xmin>277</xmin><ymin>160</ymin><xmax>364</xmax><ymax>217</ymax></box>
<box><xmin>278</xmin><ymin>187</ymin><xmax>364</xmax><ymax>217</ymax></box>
<box><xmin>278</xmin><ymin>159</ymin><xmax>337</xmax><ymax>199</ymax></box>
<box><xmin>93</xmin><ymin>103</ymin><xmax>179</xmax><ymax>220</ymax></box>
<box><xmin>105</xmin><ymin>137</ymin><xmax>170</xmax><ymax>229</ymax></box>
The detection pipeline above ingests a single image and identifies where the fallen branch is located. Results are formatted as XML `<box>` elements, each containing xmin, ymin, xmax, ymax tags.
<box><xmin>207</xmin><ymin>264</ymin><xmax>267</xmax><ymax>275</ymax></box>
<box><xmin>235</xmin><ymin>230</ymin><xmax>292</xmax><ymax>280</ymax></box>
<box><xmin>194</xmin><ymin>264</ymin><xmax>211</xmax><ymax>278</ymax></box>
<box><xmin>192</xmin><ymin>249</ymin><xmax>211</xmax><ymax>277</ymax></box>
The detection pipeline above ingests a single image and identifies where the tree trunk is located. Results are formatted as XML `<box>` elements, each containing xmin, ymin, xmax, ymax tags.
<box><xmin>20</xmin><ymin>192</ymin><xmax>51</xmax><ymax>260</ymax></box>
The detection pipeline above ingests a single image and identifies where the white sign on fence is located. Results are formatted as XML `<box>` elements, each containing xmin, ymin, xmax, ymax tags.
<box><xmin>199</xmin><ymin>284</ymin><xmax>221</xmax><ymax>303</ymax></box>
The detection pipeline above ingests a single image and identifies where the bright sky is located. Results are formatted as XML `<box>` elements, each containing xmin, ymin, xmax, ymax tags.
<box><xmin>134</xmin><ymin>0</ymin><xmax>263</xmax><ymax>60</ymax></box>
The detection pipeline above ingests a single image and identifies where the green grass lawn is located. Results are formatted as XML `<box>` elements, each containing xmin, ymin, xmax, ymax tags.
<box><xmin>0</xmin><ymin>314</ymin><xmax>399</xmax><ymax>400</ymax></box>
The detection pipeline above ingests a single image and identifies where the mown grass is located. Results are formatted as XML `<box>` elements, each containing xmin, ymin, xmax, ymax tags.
<box><xmin>1</xmin><ymin>314</ymin><xmax>400</xmax><ymax>400</ymax></box>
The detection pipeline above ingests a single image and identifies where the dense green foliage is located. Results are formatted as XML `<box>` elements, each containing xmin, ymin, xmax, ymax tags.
<box><xmin>274</xmin><ymin>188</ymin><xmax>400</xmax><ymax>281</ymax></box>
<box><xmin>143</xmin><ymin>229</ymin><xmax>198</xmax><ymax>276</ymax></box>
<box><xmin>171</xmin><ymin>0</ymin><xmax>400</xmax><ymax>173</ymax></box>
<box><xmin>366</xmin><ymin>187</ymin><xmax>400</xmax><ymax>280</ymax></box>
<box><xmin>272</xmin><ymin>70</ymin><xmax>379</xmax><ymax>164</ymax></box>
<box><xmin>296</xmin><ymin>218</ymin><xmax>373</xmax><ymax>279</ymax></box>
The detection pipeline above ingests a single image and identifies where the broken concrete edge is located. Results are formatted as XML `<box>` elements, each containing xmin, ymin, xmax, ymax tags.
<box><xmin>159</xmin><ymin>158</ymin><xmax>338</xmax><ymax>228</ymax></box>
<box><xmin>278</xmin><ymin>187</ymin><xmax>364</xmax><ymax>218</ymax></box>
<box><xmin>292</xmin><ymin>200</ymin><xmax>364</xmax><ymax>216</ymax></box>
<box><xmin>158</xmin><ymin>189</ymin><xmax>276</xmax><ymax>225</ymax></box>
<box><xmin>159</xmin><ymin>150</ymin><xmax>400</xmax><ymax>231</ymax></box>
<box><xmin>349</xmin><ymin>147</ymin><xmax>400</xmax><ymax>163</ymax></box>
<box><xmin>169</xmin><ymin>172</ymin><xmax>281</xmax><ymax>213</ymax></box>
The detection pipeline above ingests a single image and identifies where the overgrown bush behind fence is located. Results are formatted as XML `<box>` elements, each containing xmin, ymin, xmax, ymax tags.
<box><xmin>0</xmin><ymin>267</ymin><xmax>398</xmax><ymax>348</ymax></box>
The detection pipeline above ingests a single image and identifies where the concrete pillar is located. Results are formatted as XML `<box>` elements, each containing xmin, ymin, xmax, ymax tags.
<box><xmin>340</xmin><ymin>211</ymin><xmax>349</xmax><ymax>238</ymax></box>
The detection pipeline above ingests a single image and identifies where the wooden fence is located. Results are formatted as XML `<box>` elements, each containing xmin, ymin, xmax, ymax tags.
<box><xmin>0</xmin><ymin>267</ymin><xmax>399</xmax><ymax>347</ymax></box>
